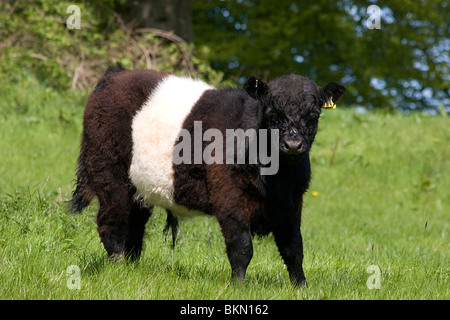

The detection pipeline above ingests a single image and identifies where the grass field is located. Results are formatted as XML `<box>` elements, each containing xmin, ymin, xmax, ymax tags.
<box><xmin>0</xmin><ymin>74</ymin><xmax>449</xmax><ymax>299</ymax></box>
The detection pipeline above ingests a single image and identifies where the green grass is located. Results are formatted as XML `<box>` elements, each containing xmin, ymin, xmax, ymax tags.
<box><xmin>0</xmin><ymin>75</ymin><xmax>449</xmax><ymax>299</ymax></box>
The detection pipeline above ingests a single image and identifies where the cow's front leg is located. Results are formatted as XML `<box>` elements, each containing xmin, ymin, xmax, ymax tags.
<box><xmin>273</xmin><ymin>214</ymin><xmax>307</xmax><ymax>287</ymax></box>
<box><xmin>217</xmin><ymin>214</ymin><xmax>253</xmax><ymax>283</ymax></box>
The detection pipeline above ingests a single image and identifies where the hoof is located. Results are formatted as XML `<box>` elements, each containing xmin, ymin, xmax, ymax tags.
<box><xmin>109</xmin><ymin>252</ymin><xmax>125</xmax><ymax>263</ymax></box>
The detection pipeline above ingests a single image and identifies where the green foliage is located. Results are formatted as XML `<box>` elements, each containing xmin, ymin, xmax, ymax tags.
<box><xmin>0</xmin><ymin>0</ymin><xmax>226</xmax><ymax>92</ymax></box>
<box><xmin>193</xmin><ymin>0</ymin><xmax>449</xmax><ymax>112</ymax></box>
<box><xmin>2</xmin><ymin>1</ymin><xmax>447</xmax><ymax>112</ymax></box>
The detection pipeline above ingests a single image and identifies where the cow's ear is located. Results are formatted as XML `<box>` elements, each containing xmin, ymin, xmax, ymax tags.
<box><xmin>244</xmin><ymin>76</ymin><xmax>269</xmax><ymax>100</ymax></box>
<box><xmin>321</xmin><ymin>82</ymin><xmax>346</xmax><ymax>109</ymax></box>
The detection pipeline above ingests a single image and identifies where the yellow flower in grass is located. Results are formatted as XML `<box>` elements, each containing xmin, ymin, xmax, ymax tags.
<box><xmin>312</xmin><ymin>191</ymin><xmax>319</xmax><ymax>197</ymax></box>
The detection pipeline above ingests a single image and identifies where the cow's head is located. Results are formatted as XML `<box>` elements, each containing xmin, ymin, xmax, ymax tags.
<box><xmin>244</xmin><ymin>74</ymin><xmax>346</xmax><ymax>162</ymax></box>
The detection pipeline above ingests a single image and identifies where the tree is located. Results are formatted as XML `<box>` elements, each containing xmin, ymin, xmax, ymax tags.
<box><xmin>123</xmin><ymin>0</ymin><xmax>192</xmax><ymax>42</ymax></box>
<box><xmin>193</xmin><ymin>0</ymin><xmax>449</xmax><ymax>112</ymax></box>
<box><xmin>0</xmin><ymin>0</ymin><xmax>222</xmax><ymax>91</ymax></box>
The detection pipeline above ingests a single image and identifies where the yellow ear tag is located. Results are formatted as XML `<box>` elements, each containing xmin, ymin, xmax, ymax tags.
<box><xmin>323</xmin><ymin>98</ymin><xmax>336</xmax><ymax>109</ymax></box>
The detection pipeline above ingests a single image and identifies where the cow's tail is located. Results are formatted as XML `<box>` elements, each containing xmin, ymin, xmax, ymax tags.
<box><xmin>70</xmin><ymin>143</ymin><xmax>94</xmax><ymax>213</ymax></box>
<box><xmin>163</xmin><ymin>210</ymin><xmax>178</xmax><ymax>249</ymax></box>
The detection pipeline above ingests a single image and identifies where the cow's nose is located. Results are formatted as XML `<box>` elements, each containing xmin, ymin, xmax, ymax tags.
<box><xmin>282</xmin><ymin>139</ymin><xmax>303</xmax><ymax>155</ymax></box>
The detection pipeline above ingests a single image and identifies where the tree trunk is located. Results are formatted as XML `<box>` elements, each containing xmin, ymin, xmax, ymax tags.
<box><xmin>125</xmin><ymin>0</ymin><xmax>192</xmax><ymax>42</ymax></box>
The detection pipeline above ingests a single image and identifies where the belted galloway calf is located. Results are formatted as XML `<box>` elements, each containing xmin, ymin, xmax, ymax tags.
<box><xmin>71</xmin><ymin>64</ymin><xmax>345</xmax><ymax>286</ymax></box>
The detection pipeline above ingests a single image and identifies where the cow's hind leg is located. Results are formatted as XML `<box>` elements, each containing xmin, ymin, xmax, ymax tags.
<box><xmin>96</xmin><ymin>202</ymin><xmax>127</xmax><ymax>262</ymax></box>
<box><xmin>125</xmin><ymin>200</ymin><xmax>152</xmax><ymax>261</ymax></box>
<box><xmin>96</xmin><ymin>184</ymin><xmax>151</xmax><ymax>262</ymax></box>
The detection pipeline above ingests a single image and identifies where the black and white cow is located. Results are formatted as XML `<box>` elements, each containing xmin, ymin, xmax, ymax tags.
<box><xmin>71</xmin><ymin>64</ymin><xmax>346</xmax><ymax>286</ymax></box>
